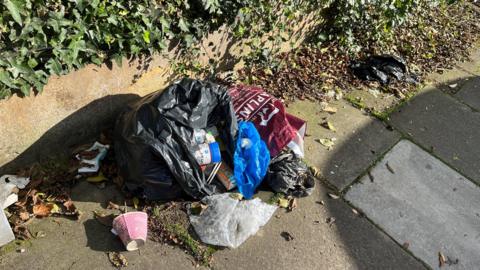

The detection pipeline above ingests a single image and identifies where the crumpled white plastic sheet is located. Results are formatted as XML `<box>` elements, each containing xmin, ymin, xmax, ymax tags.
<box><xmin>189</xmin><ymin>193</ymin><xmax>277</xmax><ymax>248</ymax></box>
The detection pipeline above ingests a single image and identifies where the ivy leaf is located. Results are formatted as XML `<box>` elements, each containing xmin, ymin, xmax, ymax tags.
<box><xmin>143</xmin><ymin>31</ymin><xmax>151</xmax><ymax>44</ymax></box>
<box><xmin>0</xmin><ymin>69</ymin><xmax>19</xmax><ymax>89</ymax></box>
<box><xmin>19</xmin><ymin>81</ymin><xmax>31</xmax><ymax>96</ymax></box>
<box><xmin>178</xmin><ymin>18</ymin><xmax>190</xmax><ymax>32</ymax></box>
<box><xmin>4</xmin><ymin>0</ymin><xmax>25</xmax><ymax>26</ymax></box>
<box><xmin>46</xmin><ymin>59</ymin><xmax>63</xmax><ymax>75</ymax></box>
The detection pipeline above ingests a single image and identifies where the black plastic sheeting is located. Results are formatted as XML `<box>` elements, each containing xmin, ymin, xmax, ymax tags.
<box><xmin>350</xmin><ymin>55</ymin><xmax>416</xmax><ymax>85</ymax></box>
<box><xmin>266</xmin><ymin>150</ymin><xmax>315</xmax><ymax>197</ymax></box>
<box><xmin>114</xmin><ymin>78</ymin><xmax>238</xmax><ymax>200</ymax></box>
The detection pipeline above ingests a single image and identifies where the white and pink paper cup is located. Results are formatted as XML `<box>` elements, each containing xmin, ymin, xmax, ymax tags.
<box><xmin>112</xmin><ymin>212</ymin><xmax>148</xmax><ymax>251</ymax></box>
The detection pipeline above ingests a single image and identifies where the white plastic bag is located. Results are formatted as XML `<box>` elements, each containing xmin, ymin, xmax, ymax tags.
<box><xmin>189</xmin><ymin>193</ymin><xmax>277</xmax><ymax>248</ymax></box>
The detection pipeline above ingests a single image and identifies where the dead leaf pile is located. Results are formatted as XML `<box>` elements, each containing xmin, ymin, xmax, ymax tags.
<box><xmin>108</xmin><ymin>252</ymin><xmax>128</xmax><ymax>268</ymax></box>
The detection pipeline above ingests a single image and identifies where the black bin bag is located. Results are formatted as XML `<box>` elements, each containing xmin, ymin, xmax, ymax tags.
<box><xmin>114</xmin><ymin>78</ymin><xmax>238</xmax><ymax>200</ymax></box>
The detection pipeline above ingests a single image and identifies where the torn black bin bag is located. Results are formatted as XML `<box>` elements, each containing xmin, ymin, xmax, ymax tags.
<box><xmin>350</xmin><ymin>55</ymin><xmax>411</xmax><ymax>85</ymax></box>
<box><xmin>266</xmin><ymin>150</ymin><xmax>315</xmax><ymax>197</ymax></box>
<box><xmin>114</xmin><ymin>78</ymin><xmax>238</xmax><ymax>200</ymax></box>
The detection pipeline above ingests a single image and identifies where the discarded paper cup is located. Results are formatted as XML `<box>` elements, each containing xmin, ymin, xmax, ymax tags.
<box><xmin>112</xmin><ymin>212</ymin><xmax>148</xmax><ymax>251</ymax></box>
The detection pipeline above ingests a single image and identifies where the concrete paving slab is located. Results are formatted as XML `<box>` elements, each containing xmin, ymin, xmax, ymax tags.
<box><xmin>455</xmin><ymin>76</ymin><xmax>480</xmax><ymax>111</ymax></box>
<box><xmin>213</xmin><ymin>182</ymin><xmax>425</xmax><ymax>270</ymax></box>
<box><xmin>426</xmin><ymin>68</ymin><xmax>471</xmax><ymax>95</ymax></box>
<box><xmin>346</xmin><ymin>140</ymin><xmax>480</xmax><ymax>270</ymax></box>
<box><xmin>390</xmin><ymin>89</ymin><xmax>480</xmax><ymax>183</ymax></box>
<box><xmin>287</xmin><ymin>100</ymin><xmax>400</xmax><ymax>190</ymax></box>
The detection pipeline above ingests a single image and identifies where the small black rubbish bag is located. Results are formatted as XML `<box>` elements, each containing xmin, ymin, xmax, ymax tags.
<box><xmin>114</xmin><ymin>78</ymin><xmax>238</xmax><ymax>200</ymax></box>
<box><xmin>350</xmin><ymin>55</ymin><xmax>414</xmax><ymax>85</ymax></box>
<box><xmin>266</xmin><ymin>150</ymin><xmax>315</xmax><ymax>197</ymax></box>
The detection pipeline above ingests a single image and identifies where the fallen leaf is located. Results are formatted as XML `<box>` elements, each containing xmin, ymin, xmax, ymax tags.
<box><xmin>288</xmin><ymin>198</ymin><xmax>298</xmax><ymax>212</ymax></box>
<box><xmin>190</xmin><ymin>202</ymin><xmax>208</xmax><ymax>215</ymax></box>
<box><xmin>317</xmin><ymin>138</ymin><xmax>335</xmax><ymax>149</ymax></box>
<box><xmin>229</xmin><ymin>193</ymin><xmax>243</xmax><ymax>200</ymax></box>
<box><xmin>132</xmin><ymin>197</ymin><xmax>140</xmax><ymax>209</ymax></box>
<box><xmin>35</xmin><ymin>231</ymin><xmax>46</xmax><ymax>238</ymax></box>
<box><xmin>439</xmin><ymin>251</ymin><xmax>446</xmax><ymax>268</ymax></box>
<box><xmin>278</xmin><ymin>198</ymin><xmax>289</xmax><ymax>208</ymax></box>
<box><xmin>280</xmin><ymin>231</ymin><xmax>294</xmax><ymax>241</ymax></box>
<box><xmin>327</xmin><ymin>193</ymin><xmax>340</xmax><ymax>199</ymax></box>
<box><xmin>316</xmin><ymin>200</ymin><xmax>325</xmax><ymax>205</ymax></box>
<box><xmin>108</xmin><ymin>252</ymin><xmax>128</xmax><ymax>267</ymax></box>
<box><xmin>310</xmin><ymin>166</ymin><xmax>321</xmax><ymax>178</ymax></box>
<box><xmin>386</xmin><ymin>162</ymin><xmax>395</xmax><ymax>174</ymax></box>
<box><xmin>323</xmin><ymin>106</ymin><xmax>338</xmax><ymax>114</ymax></box>
<box><xmin>33</xmin><ymin>203</ymin><xmax>53</xmax><ymax>217</ymax></box>
<box><xmin>86</xmin><ymin>172</ymin><xmax>108</xmax><ymax>183</ymax></box>
<box><xmin>94</xmin><ymin>211</ymin><xmax>116</xmax><ymax>227</ymax></box>
<box><xmin>63</xmin><ymin>200</ymin><xmax>77</xmax><ymax>213</ymax></box>
<box><xmin>19</xmin><ymin>211</ymin><xmax>30</xmax><ymax>221</ymax></box>
<box><xmin>403</xmin><ymin>242</ymin><xmax>410</xmax><ymax>249</ymax></box>
<box><xmin>326</xmin><ymin>217</ymin><xmax>336</xmax><ymax>226</ymax></box>
<box><xmin>107</xmin><ymin>201</ymin><xmax>120</xmax><ymax>210</ymax></box>
<box><xmin>321</xmin><ymin>121</ymin><xmax>337</xmax><ymax>132</ymax></box>
<box><xmin>49</xmin><ymin>203</ymin><xmax>62</xmax><ymax>214</ymax></box>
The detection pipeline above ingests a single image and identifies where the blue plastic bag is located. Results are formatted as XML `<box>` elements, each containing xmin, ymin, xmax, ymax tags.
<box><xmin>234</xmin><ymin>122</ymin><xmax>270</xmax><ymax>199</ymax></box>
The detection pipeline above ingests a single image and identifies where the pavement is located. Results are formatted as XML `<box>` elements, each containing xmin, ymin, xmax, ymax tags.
<box><xmin>0</xmin><ymin>47</ymin><xmax>479</xmax><ymax>269</ymax></box>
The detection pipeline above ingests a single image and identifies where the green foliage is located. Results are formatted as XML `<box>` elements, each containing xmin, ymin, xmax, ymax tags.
<box><xmin>0</xmin><ymin>0</ymin><xmax>459</xmax><ymax>98</ymax></box>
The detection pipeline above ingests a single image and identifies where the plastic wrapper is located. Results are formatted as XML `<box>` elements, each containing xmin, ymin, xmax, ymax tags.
<box><xmin>189</xmin><ymin>193</ymin><xmax>277</xmax><ymax>248</ymax></box>
<box><xmin>228</xmin><ymin>85</ymin><xmax>306</xmax><ymax>158</ymax></box>
<box><xmin>233</xmin><ymin>122</ymin><xmax>270</xmax><ymax>199</ymax></box>
<box><xmin>266</xmin><ymin>150</ymin><xmax>315</xmax><ymax>197</ymax></box>
<box><xmin>114</xmin><ymin>78</ymin><xmax>237</xmax><ymax>200</ymax></box>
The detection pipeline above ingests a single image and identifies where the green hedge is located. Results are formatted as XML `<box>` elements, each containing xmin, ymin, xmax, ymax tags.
<box><xmin>0</xmin><ymin>0</ymin><xmax>452</xmax><ymax>99</ymax></box>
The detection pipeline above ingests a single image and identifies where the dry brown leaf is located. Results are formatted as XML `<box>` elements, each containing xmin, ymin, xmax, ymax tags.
<box><xmin>328</xmin><ymin>193</ymin><xmax>340</xmax><ymax>199</ymax></box>
<box><xmin>33</xmin><ymin>203</ymin><xmax>53</xmax><ymax>217</ymax></box>
<box><xmin>288</xmin><ymin>198</ymin><xmax>298</xmax><ymax>212</ymax></box>
<box><xmin>323</xmin><ymin>106</ymin><xmax>338</xmax><ymax>114</ymax></box>
<box><xmin>281</xmin><ymin>231</ymin><xmax>294</xmax><ymax>241</ymax></box>
<box><xmin>403</xmin><ymin>242</ymin><xmax>410</xmax><ymax>249</ymax></box>
<box><xmin>19</xmin><ymin>211</ymin><xmax>30</xmax><ymax>221</ymax></box>
<box><xmin>310</xmin><ymin>166</ymin><xmax>321</xmax><ymax>178</ymax></box>
<box><xmin>108</xmin><ymin>252</ymin><xmax>128</xmax><ymax>267</ymax></box>
<box><xmin>439</xmin><ymin>251</ymin><xmax>446</xmax><ymax>268</ymax></box>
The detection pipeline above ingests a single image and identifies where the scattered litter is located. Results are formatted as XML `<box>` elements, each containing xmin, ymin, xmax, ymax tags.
<box><xmin>234</xmin><ymin>122</ymin><xmax>270</xmax><ymax>199</ymax></box>
<box><xmin>266</xmin><ymin>150</ymin><xmax>315</xmax><ymax>197</ymax></box>
<box><xmin>229</xmin><ymin>85</ymin><xmax>307</xmax><ymax>158</ymax></box>
<box><xmin>439</xmin><ymin>251</ymin><xmax>447</xmax><ymax>268</ymax></box>
<box><xmin>328</xmin><ymin>193</ymin><xmax>340</xmax><ymax>200</ymax></box>
<box><xmin>326</xmin><ymin>217</ymin><xmax>336</xmax><ymax>226</ymax></box>
<box><xmin>112</xmin><ymin>212</ymin><xmax>148</xmax><ymax>251</ymax></box>
<box><xmin>108</xmin><ymin>252</ymin><xmax>128</xmax><ymax>267</ymax></box>
<box><xmin>0</xmin><ymin>175</ymin><xmax>30</xmax><ymax>209</ymax></box>
<box><xmin>280</xmin><ymin>231</ymin><xmax>294</xmax><ymax>241</ymax></box>
<box><xmin>77</xmin><ymin>142</ymin><xmax>109</xmax><ymax>173</ymax></box>
<box><xmin>386</xmin><ymin>162</ymin><xmax>395</xmax><ymax>174</ymax></box>
<box><xmin>350</xmin><ymin>55</ymin><xmax>416</xmax><ymax>85</ymax></box>
<box><xmin>189</xmin><ymin>193</ymin><xmax>277</xmax><ymax>248</ymax></box>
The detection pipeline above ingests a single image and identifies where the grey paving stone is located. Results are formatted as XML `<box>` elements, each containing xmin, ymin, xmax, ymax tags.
<box><xmin>390</xmin><ymin>89</ymin><xmax>480</xmax><ymax>183</ymax></box>
<box><xmin>455</xmin><ymin>76</ymin><xmax>480</xmax><ymax>111</ymax></box>
<box><xmin>287</xmin><ymin>100</ymin><xmax>400</xmax><ymax>190</ymax></box>
<box><xmin>346</xmin><ymin>140</ymin><xmax>480</xmax><ymax>270</ymax></box>
<box><xmin>213</xmin><ymin>181</ymin><xmax>426</xmax><ymax>270</ymax></box>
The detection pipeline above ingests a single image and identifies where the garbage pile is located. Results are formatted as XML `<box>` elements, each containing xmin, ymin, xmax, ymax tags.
<box><xmin>113</xmin><ymin>78</ymin><xmax>314</xmax><ymax>249</ymax></box>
